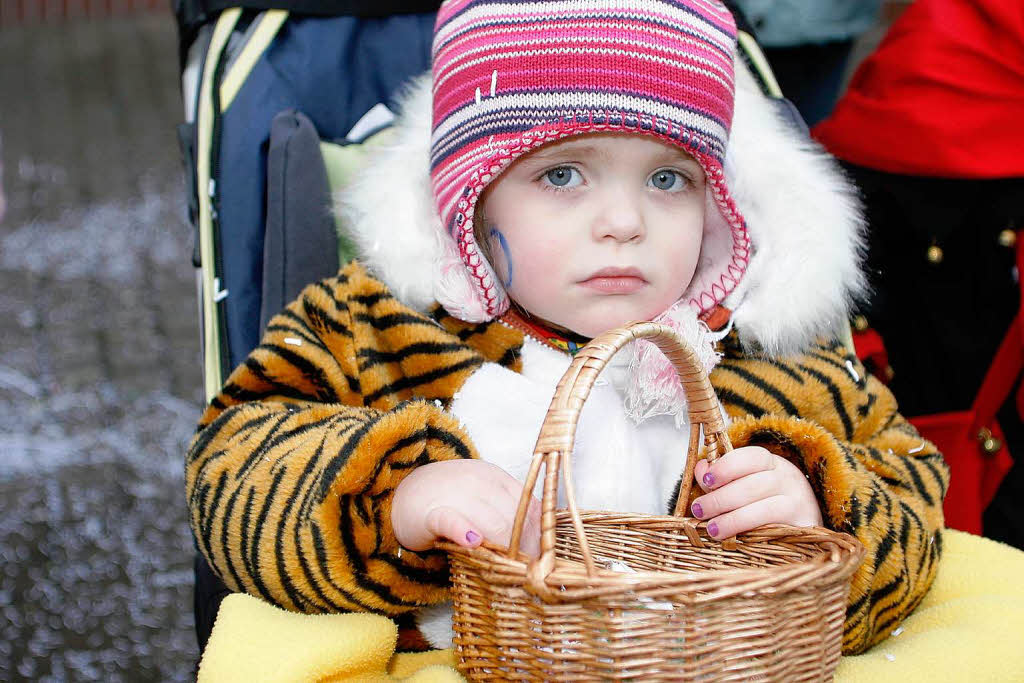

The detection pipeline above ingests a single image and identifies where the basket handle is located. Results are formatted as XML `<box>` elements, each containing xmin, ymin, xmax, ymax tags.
<box><xmin>506</xmin><ymin>321</ymin><xmax>732</xmax><ymax>593</ymax></box>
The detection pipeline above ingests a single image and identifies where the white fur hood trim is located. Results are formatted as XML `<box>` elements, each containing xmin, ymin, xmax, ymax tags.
<box><xmin>337</xmin><ymin>63</ymin><xmax>866</xmax><ymax>357</ymax></box>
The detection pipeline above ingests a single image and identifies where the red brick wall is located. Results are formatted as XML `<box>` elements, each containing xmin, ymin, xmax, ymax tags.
<box><xmin>1</xmin><ymin>0</ymin><xmax>166</xmax><ymax>25</ymax></box>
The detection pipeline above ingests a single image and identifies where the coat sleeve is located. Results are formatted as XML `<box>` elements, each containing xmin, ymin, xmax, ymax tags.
<box><xmin>185</xmin><ymin>264</ymin><xmax>490</xmax><ymax>616</ymax></box>
<box><xmin>710</xmin><ymin>338</ymin><xmax>949</xmax><ymax>655</ymax></box>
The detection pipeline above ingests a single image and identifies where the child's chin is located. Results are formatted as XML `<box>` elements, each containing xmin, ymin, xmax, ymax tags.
<box><xmin>539</xmin><ymin>301</ymin><xmax>664</xmax><ymax>339</ymax></box>
<box><xmin>568</xmin><ymin>314</ymin><xmax>645</xmax><ymax>339</ymax></box>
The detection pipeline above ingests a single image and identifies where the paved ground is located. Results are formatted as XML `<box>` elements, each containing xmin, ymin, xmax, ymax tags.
<box><xmin>1</xmin><ymin>14</ymin><xmax>202</xmax><ymax>681</ymax></box>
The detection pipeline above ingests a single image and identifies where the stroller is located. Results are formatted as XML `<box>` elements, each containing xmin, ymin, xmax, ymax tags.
<box><xmin>175</xmin><ymin>2</ymin><xmax>439</xmax><ymax>649</ymax></box>
<box><xmin>174</xmin><ymin>0</ymin><xmax>837</xmax><ymax>654</ymax></box>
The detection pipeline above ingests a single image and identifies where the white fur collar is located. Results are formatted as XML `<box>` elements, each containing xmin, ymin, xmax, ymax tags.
<box><xmin>337</xmin><ymin>61</ymin><xmax>865</xmax><ymax>357</ymax></box>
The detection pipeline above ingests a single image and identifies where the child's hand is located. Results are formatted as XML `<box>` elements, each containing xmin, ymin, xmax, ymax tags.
<box><xmin>690</xmin><ymin>446</ymin><xmax>823</xmax><ymax>539</ymax></box>
<box><xmin>392</xmin><ymin>459</ymin><xmax>542</xmax><ymax>557</ymax></box>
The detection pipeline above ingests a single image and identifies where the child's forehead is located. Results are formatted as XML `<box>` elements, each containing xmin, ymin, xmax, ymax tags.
<box><xmin>523</xmin><ymin>133</ymin><xmax>699</xmax><ymax>164</ymax></box>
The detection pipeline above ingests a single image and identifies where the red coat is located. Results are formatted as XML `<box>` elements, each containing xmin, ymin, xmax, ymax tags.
<box><xmin>813</xmin><ymin>0</ymin><xmax>1024</xmax><ymax>178</ymax></box>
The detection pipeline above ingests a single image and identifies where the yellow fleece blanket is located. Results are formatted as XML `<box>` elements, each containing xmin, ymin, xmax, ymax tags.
<box><xmin>199</xmin><ymin>530</ymin><xmax>1024</xmax><ymax>682</ymax></box>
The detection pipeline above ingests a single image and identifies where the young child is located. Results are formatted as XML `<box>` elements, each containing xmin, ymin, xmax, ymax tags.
<box><xmin>186</xmin><ymin>0</ymin><xmax>947</xmax><ymax>656</ymax></box>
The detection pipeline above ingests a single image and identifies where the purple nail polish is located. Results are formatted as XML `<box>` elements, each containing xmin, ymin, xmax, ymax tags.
<box><xmin>465</xmin><ymin>530</ymin><xmax>481</xmax><ymax>544</ymax></box>
<box><xmin>703</xmin><ymin>472</ymin><xmax>715</xmax><ymax>487</ymax></box>
<box><xmin>691</xmin><ymin>502</ymin><xmax>703</xmax><ymax>518</ymax></box>
<box><xmin>707</xmin><ymin>521</ymin><xmax>719</xmax><ymax>538</ymax></box>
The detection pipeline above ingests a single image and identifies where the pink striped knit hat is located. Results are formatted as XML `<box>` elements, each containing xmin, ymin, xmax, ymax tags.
<box><xmin>430</xmin><ymin>0</ymin><xmax>750</xmax><ymax>323</ymax></box>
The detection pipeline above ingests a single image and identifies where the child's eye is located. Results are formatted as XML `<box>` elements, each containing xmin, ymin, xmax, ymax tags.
<box><xmin>648</xmin><ymin>169</ymin><xmax>688</xmax><ymax>192</ymax></box>
<box><xmin>541</xmin><ymin>166</ymin><xmax>582</xmax><ymax>189</ymax></box>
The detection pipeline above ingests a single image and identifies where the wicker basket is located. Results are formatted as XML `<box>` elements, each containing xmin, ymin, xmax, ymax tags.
<box><xmin>439</xmin><ymin>322</ymin><xmax>865</xmax><ymax>681</ymax></box>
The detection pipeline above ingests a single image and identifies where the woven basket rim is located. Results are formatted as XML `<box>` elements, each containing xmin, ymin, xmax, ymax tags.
<box><xmin>442</xmin><ymin>515</ymin><xmax>865</xmax><ymax>603</ymax></box>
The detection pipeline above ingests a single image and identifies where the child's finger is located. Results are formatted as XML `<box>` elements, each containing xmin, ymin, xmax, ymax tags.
<box><xmin>693</xmin><ymin>459</ymin><xmax>713</xmax><ymax>493</ymax></box>
<box><xmin>699</xmin><ymin>447</ymin><xmax>776</xmax><ymax>490</ymax></box>
<box><xmin>517</xmin><ymin>496</ymin><xmax>543</xmax><ymax>558</ymax></box>
<box><xmin>491</xmin><ymin>493</ymin><xmax>542</xmax><ymax>557</ymax></box>
<box><xmin>690</xmin><ymin>470</ymin><xmax>778</xmax><ymax>520</ymax></box>
<box><xmin>704</xmin><ymin>495</ymin><xmax>791</xmax><ymax>540</ymax></box>
<box><xmin>494</xmin><ymin>491</ymin><xmax>542</xmax><ymax>557</ymax></box>
<box><xmin>495</xmin><ymin>473</ymin><xmax>542</xmax><ymax>557</ymax></box>
<box><xmin>424</xmin><ymin>505</ymin><xmax>486</xmax><ymax>548</ymax></box>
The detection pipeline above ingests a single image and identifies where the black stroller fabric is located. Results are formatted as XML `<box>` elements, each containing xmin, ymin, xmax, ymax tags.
<box><xmin>173</xmin><ymin>0</ymin><xmax>440</xmax><ymax>67</ymax></box>
<box><xmin>188</xmin><ymin>12</ymin><xmax>436</xmax><ymax>651</ymax></box>
<box><xmin>261</xmin><ymin>110</ymin><xmax>340</xmax><ymax>334</ymax></box>
<box><xmin>210</xmin><ymin>13</ymin><xmax>433</xmax><ymax>373</ymax></box>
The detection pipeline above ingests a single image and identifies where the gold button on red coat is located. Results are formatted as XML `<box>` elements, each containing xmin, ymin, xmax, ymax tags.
<box><xmin>998</xmin><ymin>229</ymin><xmax>1016</xmax><ymax>248</ymax></box>
<box><xmin>978</xmin><ymin>427</ymin><xmax>1003</xmax><ymax>454</ymax></box>
<box><xmin>927</xmin><ymin>244</ymin><xmax>944</xmax><ymax>264</ymax></box>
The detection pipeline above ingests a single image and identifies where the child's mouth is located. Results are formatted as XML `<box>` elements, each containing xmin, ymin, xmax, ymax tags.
<box><xmin>579</xmin><ymin>268</ymin><xmax>648</xmax><ymax>294</ymax></box>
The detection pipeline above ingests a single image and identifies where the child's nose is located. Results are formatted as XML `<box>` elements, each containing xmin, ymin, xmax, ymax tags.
<box><xmin>594</xmin><ymin>192</ymin><xmax>645</xmax><ymax>243</ymax></box>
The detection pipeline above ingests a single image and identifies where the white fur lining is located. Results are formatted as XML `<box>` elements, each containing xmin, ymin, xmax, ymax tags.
<box><xmin>336</xmin><ymin>73</ymin><xmax>441</xmax><ymax>314</ymax></box>
<box><xmin>722</xmin><ymin>63</ymin><xmax>866</xmax><ymax>355</ymax></box>
<box><xmin>337</xmin><ymin>60</ymin><xmax>865</xmax><ymax>358</ymax></box>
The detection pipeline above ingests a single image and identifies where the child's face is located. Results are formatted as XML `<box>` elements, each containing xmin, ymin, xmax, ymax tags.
<box><xmin>480</xmin><ymin>134</ymin><xmax>706</xmax><ymax>338</ymax></box>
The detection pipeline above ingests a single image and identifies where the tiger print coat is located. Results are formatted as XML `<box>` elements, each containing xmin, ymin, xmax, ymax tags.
<box><xmin>186</xmin><ymin>262</ymin><xmax>947</xmax><ymax>655</ymax></box>
<box><xmin>186</xmin><ymin>68</ymin><xmax>947</xmax><ymax>655</ymax></box>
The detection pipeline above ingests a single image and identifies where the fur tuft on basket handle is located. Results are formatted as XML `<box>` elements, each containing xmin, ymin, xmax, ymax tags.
<box><xmin>507</xmin><ymin>322</ymin><xmax>732</xmax><ymax>590</ymax></box>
